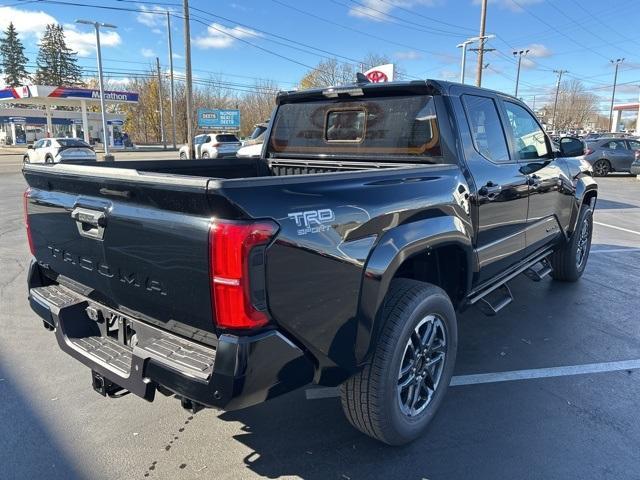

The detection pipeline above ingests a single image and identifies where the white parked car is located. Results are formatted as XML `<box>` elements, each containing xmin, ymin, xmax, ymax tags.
<box><xmin>237</xmin><ymin>122</ymin><xmax>268</xmax><ymax>158</ymax></box>
<box><xmin>23</xmin><ymin>138</ymin><xmax>96</xmax><ymax>164</ymax></box>
<box><xmin>178</xmin><ymin>133</ymin><xmax>241</xmax><ymax>159</ymax></box>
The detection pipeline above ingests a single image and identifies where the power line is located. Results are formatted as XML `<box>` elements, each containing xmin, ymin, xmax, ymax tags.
<box><xmin>335</xmin><ymin>0</ymin><xmax>468</xmax><ymax>38</ymax></box>
<box><xmin>270</xmin><ymin>0</ymin><xmax>444</xmax><ymax>59</ymax></box>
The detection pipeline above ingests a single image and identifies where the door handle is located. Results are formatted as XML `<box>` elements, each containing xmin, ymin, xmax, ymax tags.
<box><xmin>71</xmin><ymin>207</ymin><xmax>107</xmax><ymax>240</ymax></box>
<box><xmin>528</xmin><ymin>175</ymin><xmax>541</xmax><ymax>189</ymax></box>
<box><xmin>478</xmin><ymin>182</ymin><xmax>502</xmax><ymax>200</ymax></box>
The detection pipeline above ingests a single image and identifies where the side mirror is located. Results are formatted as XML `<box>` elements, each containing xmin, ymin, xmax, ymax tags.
<box><xmin>558</xmin><ymin>136</ymin><xmax>585</xmax><ymax>158</ymax></box>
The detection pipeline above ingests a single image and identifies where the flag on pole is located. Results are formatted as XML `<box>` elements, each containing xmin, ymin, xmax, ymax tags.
<box><xmin>364</xmin><ymin>64</ymin><xmax>395</xmax><ymax>83</ymax></box>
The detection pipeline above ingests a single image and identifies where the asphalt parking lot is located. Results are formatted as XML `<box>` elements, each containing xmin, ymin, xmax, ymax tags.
<box><xmin>1</xmin><ymin>156</ymin><xmax>639</xmax><ymax>479</ymax></box>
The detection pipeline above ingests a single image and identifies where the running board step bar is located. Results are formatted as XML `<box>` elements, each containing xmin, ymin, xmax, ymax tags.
<box><xmin>476</xmin><ymin>283</ymin><xmax>513</xmax><ymax>316</ymax></box>
<box><xmin>467</xmin><ymin>249</ymin><xmax>553</xmax><ymax>316</ymax></box>
<box><xmin>523</xmin><ymin>258</ymin><xmax>553</xmax><ymax>282</ymax></box>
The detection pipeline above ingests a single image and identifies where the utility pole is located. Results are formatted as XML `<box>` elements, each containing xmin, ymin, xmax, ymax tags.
<box><xmin>166</xmin><ymin>11</ymin><xmax>177</xmax><ymax>149</ymax></box>
<box><xmin>551</xmin><ymin>69</ymin><xmax>567</xmax><ymax>133</ymax></box>
<box><xmin>475</xmin><ymin>0</ymin><xmax>488</xmax><ymax>87</ymax></box>
<box><xmin>76</xmin><ymin>19</ymin><xmax>117</xmax><ymax>160</ymax></box>
<box><xmin>513</xmin><ymin>49</ymin><xmax>529</xmax><ymax>97</ymax></box>
<box><xmin>156</xmin><ymin>57</ymin><xmax>166</xmax><ymax>149</ymax></box>
<box><xmin>608</xmin><ymin>58</ymin><xmax>624</xmax><ymax>132</ymax></box>
<box><xmin>183</xmin><ymin>0</ymin><xmax>194</xmax><ymax>158</ymax></box>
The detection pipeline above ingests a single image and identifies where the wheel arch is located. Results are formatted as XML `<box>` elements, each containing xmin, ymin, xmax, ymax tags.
<box><xmin>568</xmin><ymin>175</ymin><xmax>598</xmax><ymax>236</ymax></box>
<box><xmin>355</xmin><ymin>215</ymin><xmax>473</xmax><ymax>364</ymax></box>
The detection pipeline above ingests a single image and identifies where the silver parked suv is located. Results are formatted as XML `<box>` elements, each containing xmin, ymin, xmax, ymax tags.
<box><xmin>584</xmin><ymin>137</ymin><xmax>640</xmax><ymax>176</ymax></box>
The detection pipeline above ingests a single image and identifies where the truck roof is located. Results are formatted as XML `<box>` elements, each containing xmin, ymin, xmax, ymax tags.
<box><xmin>276</xmin><ymin>79</ymin><xmax>520</xmax><ymax>104</ymax></box>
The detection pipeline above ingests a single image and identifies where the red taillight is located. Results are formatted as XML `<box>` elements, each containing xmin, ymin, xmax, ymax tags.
<box><xmin>211</xmin><ymin>142</ymin><xmax>221</xmax><ymax>147</ymax></box>
<box><xmin>635</xmin><ymin>150</ymin><xmax>640</xmax><ymax>161</ymax></box>
<box><xmin>23</xmin><ymin>188</ymin><xmax>35</xmax><ymax>256</ymax></box>
<box><xmin>209</xmin><ymin>220</ymin><xmax>278</xmax><ymax>329</ymax></box>
<box><xmin>585</xmin><ymin>148</ymin><xmax>594</xmax><ymax>155</ymax></box>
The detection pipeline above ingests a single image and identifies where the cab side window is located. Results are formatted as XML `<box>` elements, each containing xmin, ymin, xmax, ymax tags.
<box><xmin>503</xmin><ymin>101</ymin><xmax>549</xmax><ymax>160</ymax></box>
<box><xmin>462</xmin><ymin>95</ymin><xmax>510</xmax><ymax>163</ymax></box>
<box><xmin>34</xmin><ymin>139</ymin><xmax>44</xmax><ymax>149</ymax></box>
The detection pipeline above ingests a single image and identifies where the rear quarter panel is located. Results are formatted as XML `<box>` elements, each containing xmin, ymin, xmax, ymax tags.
<box><xmin>218</xmin><ymin>165</ymin><xmax>472</xmax><ymax>380</ymax></box>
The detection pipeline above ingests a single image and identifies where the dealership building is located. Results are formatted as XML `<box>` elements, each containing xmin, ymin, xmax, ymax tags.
<box><xmin>0</xmin><ymin>85</ymin><xmax>139</xmax><ymax>147</ymax></box>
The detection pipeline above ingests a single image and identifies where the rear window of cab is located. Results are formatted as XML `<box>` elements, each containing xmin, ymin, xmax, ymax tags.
<box><xmin>269</xmin><ymin>95</ymin><xmax>442</xmax><ymax>161</ymax></box>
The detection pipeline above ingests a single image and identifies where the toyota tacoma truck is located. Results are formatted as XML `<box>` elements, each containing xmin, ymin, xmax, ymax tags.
<box><xmin>23</xmin><ymin>80</ymin><xmax>596</xmax><ymax>445</ymax></box>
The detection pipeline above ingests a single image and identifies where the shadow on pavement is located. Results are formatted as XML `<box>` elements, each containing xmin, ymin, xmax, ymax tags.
<box><xmin>0</xmin><ymin>363</ymin><xmax>86</xmax><ymax>480</ymax></box>
<box><xmin>595</xmin><ymin>199</ymin><xmax>638</xmax><ymax>210</ymax></box>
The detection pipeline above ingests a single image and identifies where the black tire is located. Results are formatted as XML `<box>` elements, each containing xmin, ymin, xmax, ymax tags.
<box><xmin>23</xmin><ymin>155</ymin><xmax>30</xmax><ymax>163</ymax></box>
<box><xmin>340</xmin><ymin>279</ymin><xmax>457</xmax><ymax>445</ymax></box>
<box><xmin>592</xmin><ymin>159</ymin><xmax>610</xmax><ymax>177</ymax></box>
<box><xmin>550</xmin><ymin>204</ymin><xmax>593</xmax><ymax>282</ymax></box>
<box><xmin>201</xmin><ymin>151</ymin><xmax>210</xmax><ymax>159</ymax></box>
<box><xmin>179</xmin><ymin>151</ymin><xmax>187</xmax><ymax>160</ymax></box>
<box><xmin>45</xmin><ymin>155</ymin><xmax>54</xmax><ymax>164</ymax></box>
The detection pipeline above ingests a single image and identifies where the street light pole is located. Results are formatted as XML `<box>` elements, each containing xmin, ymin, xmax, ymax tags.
<box><xmin>156</xmin><ymin>57</ymin><xmax>166</xmax><ymax>149</ymax></box>
<box><xmin>513</xmin><ymin>49</ymin><xmax>529</xmax><ymax>98</ymax></box>
<box><xmin>457</xmin><ymin>35</ymin><xmax>495</xmax><ymax>85</ymax></box>
<box><xmin>76</xmin><ymin>19</ymin><xmax>116</xmax><ymax>160</ymax></box>
<box><xmin>183</xmin><ymin>0</ymin><xmax>194</xmax><ymax>158</ymax></box>
<box><xmin>608</xmin><ymin>58</ymin><xmax>624</xmax><ymax>133</ymax></box>
<box><xmin>166</xmin><ymin>11</ymin><xmax>177</xmax><ymax>149</ymax></box>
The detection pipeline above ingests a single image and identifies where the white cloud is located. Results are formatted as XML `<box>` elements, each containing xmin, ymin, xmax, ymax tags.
<box><xmin>136</xmin><ymin>4</ymin><xmax>172</xmax><ymax>31</ymax></box>
<box><xmin>349</xmin><ymin>0</ymin><xmax>436</xmax><ymax>21</ymax></box>
<box><xmin>64</xmin><ymin>24</ymin><xmax>121</xmax><ymax>56</ymax></box>
<box><xmin>394</xmin><ymin>50</ymin><xmax>422</xmax><ymax>61</ymax></box>
<box><xmin>517</xmin><ymin>43</ymin><xmax>552</xmax><ymax>70</ymax></box>
<box><xmin>473</xmin><ymin>0</ymin><xmax>544</xmax><ymax>12</ymax></box>
<box><xmin>193</xmin><ymin>23</ymin><xmax>261</xmax><ymax>49</ymax></box>
<box><xmin>172</xmin><ymin>52</ymin><xmax>183</xmax><ymax>59</ymax></box>
<box><xmin>141</xmin><ymin>48</ymin><xmax>156</xmax><ymax>58</ymax></box>
<box><xmin>108</xmin><ymin>77</ymin><xmax>131</xmax><ymax>86</ymax></box>
<box><xmin>0</xmin><ymin>8</ymin><xmax>121</xmax><ymax>55</ymax></box>
<box><xmin>0</xmin><ymin>7</ymin><xmax>56</xmax><ymax>38</ymax></box>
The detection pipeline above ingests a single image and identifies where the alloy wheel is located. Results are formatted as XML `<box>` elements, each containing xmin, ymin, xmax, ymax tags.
<box><xmin>575</xmin><ymin>214</ymin><xmax>591</xmax><ymax>268</ymax></box>
<box><xmin>397</xmin><ymin>314</ymin><xmax>447</xmax><ymax>417</ymax></box>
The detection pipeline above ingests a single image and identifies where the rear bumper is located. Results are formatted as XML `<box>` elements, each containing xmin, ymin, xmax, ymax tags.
<box><xmin>28</xmin><ymin>262</ymin><xmax>314</xmax><ymax>410</ymax></box>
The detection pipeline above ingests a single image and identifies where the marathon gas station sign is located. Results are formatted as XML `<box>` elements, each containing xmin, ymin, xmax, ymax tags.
<box><xmin>0</xmin><ymin>85</ymin><xmax>139</xmax><ymax>103</ymax></box>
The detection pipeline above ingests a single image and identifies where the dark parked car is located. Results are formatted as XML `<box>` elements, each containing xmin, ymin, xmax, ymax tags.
<box><xmin>23</xmin><ymin>80</ymin><xmax>597</xmax><ymax>445</ymax></box>
<box><xmin>584</xmin><ymin>137</ymin><xmax>640</xmax><ymax>176</ymax></box>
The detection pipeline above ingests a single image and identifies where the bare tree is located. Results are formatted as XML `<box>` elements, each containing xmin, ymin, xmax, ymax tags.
<box><xmin>542</xmin><ymin>79</ymin><xmax>598</xmax><ymax>131</ymax></box>
<box><xmin>238</xmin><ymin>80</ymin><xmax>278</xmax><ymax>136</ymax></box>
<box><xmin>298</xmin><ymin>54</ymin><xmax>399</xmax><ymax>89</ymax></box>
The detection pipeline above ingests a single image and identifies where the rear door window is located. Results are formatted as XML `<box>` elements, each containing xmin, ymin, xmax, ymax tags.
<box><xmin>462</xmin><ymin>95</ymin><xmax>510</xmax><ymax>163</ymax></box>
<box><xmin>603</xmin><ymin>140</ymin><xmax>627</xmax><ymax>150</ymax></box>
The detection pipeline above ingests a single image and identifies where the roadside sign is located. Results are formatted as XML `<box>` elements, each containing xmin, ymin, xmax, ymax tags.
<box><xmin>197</xmin><ymin>109</ymin><xmax>241</xmax><ymax>130</ymax></box>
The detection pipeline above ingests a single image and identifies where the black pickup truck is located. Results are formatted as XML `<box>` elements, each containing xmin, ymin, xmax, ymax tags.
<box><xmin>23</xmin><ymin>80</ymin><xmax>596</xmax><ymax>445</ymax></box>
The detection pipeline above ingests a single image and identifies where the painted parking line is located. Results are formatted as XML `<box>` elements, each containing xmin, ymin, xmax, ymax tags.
<box><xmin>305</xmin><ymin>359</ymin><xmax>640</xmax><ymax>400</ymax></box>
<box><xmin>591</xmin><ymin>248</ymin><xmax>640</xmax><ymax>254</ymax></box>
<box><xmin>594</xmin><ymin>221</ymin><xmax>640</xmax><ymax>237</ymax></box>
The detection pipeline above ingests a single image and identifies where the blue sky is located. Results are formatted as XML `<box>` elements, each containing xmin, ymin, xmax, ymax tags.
<box><xmin>1</xmin><ymin>0</ymin><xmax>639</xmax><ymax>114</ymax></box>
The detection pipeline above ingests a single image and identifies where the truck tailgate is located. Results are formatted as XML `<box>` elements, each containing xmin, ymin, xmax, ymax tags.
<box><xmin>24</xmin><ymin>164</ymin><xmax>216</xmax><ymax>341</ymax></box>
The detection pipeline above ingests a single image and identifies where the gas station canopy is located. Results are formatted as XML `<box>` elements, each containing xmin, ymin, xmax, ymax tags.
<box><xmin>0</xmin><ymin>85</ymin><xmax>138</xmax><ymax>145</ymax></box>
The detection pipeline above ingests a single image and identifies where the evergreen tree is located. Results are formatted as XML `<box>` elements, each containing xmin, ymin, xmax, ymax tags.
<box><xmin>0</xmin><ymin>22</ymin><xmax>29</xmax><ymax>87</ymax></box>
<box><xmin>35</xmin><ymin>24</ymin><xmax>83</xmax><ymax>86</ymax></box>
